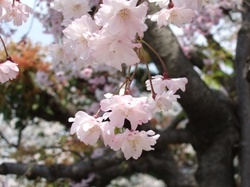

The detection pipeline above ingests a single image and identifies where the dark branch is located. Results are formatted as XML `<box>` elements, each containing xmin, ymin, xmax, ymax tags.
<box><xmin>0</xmin><ymin>129</ymin><xmax>193</xmax><ymax>186</ymax></box>
<box><xmin>30</xmin><ymin>91</ymin><xmax>77</xmax><ymax>128</ymax></box>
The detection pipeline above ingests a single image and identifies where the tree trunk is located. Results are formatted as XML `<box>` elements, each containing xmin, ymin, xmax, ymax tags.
<box><xmin>234</xmin><ymin>0</ymin><xmax>250</xmax><ymax>186</ymax></box>
<box><xmin>144</xmin><ymin>4</ymin><xmax>239</xmax><ymax>187</ymax></box>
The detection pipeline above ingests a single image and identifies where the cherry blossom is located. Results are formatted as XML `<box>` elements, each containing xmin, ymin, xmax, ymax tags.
<box><xmin>69</xmin><ymin>111</ymin><xmax>103</xmax><ymax>145</ymax></box>
<box><xmin>89</xmin><ymin>34</ymin><xmax>140</xmax><ymax>71</ymax></box>
<box><xmin>51</xmin><ymin>0</ymin><xmax>90</xmax><ymax>20</ymax></box>
<box><xmin>145</xmin><ymin>75</ymin><xmax>166</xmax><ymax>94</ymax></box>
<box><xmin>0</xmin><ymin>60</ymin><xmax>19</xmax><ymax>83</ymax></box>
<box><xmin>100</xmin><ymin>94</ymin><xmax>152</xmax><ymax>130</ymax></box>
<box><xmin>48</xmin><ymin>42</ymin><xmax>73</xmax><ymax>65</ymax></box>
<box><xmin>94</xmin><ymin>0</ymin><xmax>148</xmax><ymax>40</ymax></box>
<box><xmin>0</xmin><ymin>1</ymin><xmax>33</xmax><ymax>26</ymax></box>
<box><xmin>0</xmin><ymin>0</ymin><xmax>11</xmax><ymax>17</ymax></box>
<box><xmin>148</xmin><ymin>6</ymin><xmax>195</xmax><ymax>27</ymax></box>
<box><xmin>146</xmin><ymin>75</ymin><xmax>188</xmax><ymax>94</ymax></box>
<box><xmin>78</xmin><ymin>68</ymin><xmax>93</xmax><ymax>80</ymax></box>
<box><xmin>149</xmin><ymin>91</ymin><xmax>180</xmax><ymax>112</ymax></box>
<box><xmin>164</xmin><ymin>77</ymin><xmax>188</xmax><ymax>93</ymax></box>
<box><xmin>63</xmin><ymin>15</ymin><xmax>100</xmax><ymax>67</ymax></box>
<box><xmin>110</xmin><ymin>129</ymin><xmax>160</xmax><ymax>160</ymax></box>
<box><xmin>55</xmin><ymin>0</ymin><xmax>194</xmax><ymax>160</ymax></box>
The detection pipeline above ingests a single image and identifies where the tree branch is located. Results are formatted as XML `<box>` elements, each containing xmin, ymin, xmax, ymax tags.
<box><xmin>30</xmin><ymin>91</ymin><xmax>77</xmax><ymax>128</ymax></box>
<box><xmin>0</xmin><ymin>129</ymin><xmax>194</xmax><ymax>186</ymax></box>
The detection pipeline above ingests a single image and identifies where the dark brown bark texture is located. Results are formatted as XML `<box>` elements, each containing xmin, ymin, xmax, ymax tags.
<box><xmin>235</xmin><ymin>0</ymin><xmax>250</xmax><ymax>186</ymax></box>
<box><xmin>0</xmin><ymin>2</ymin><xmax>246</xmax><ymax>187</ymax></box>
<box><xmin>143</xmin><ymin>4</ymin><xmax>239</xmax><ymax>187</ymax></box>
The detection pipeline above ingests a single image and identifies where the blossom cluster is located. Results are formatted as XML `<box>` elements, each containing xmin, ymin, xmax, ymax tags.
<box><xmin>0</xmin><ymin>0</ymin><xmax>33</xmax><ymax>83</ymax></box>
<box><xmin>49</xmin><ymin>0</ymin><xmax>209</xmax><ymax>73</ymax></box>
<box><xmin>148</xmin><ymin>0</ymin><xmax>208</xmax><ymax>27</ymax></box>
<box><xmin>174</xmin><ymin>0</ymin><xmax>239</xmax><ymax>60</ymax></box>
<box><xmin>47</xmin><ymin>0</ymin><xmax>206</xmax><ymax>159</ymax></box>
<box><xmin>70</xmin><ymin>76</ymin><xmax>187</xmax><ymax>160</ymax></box>
<box><xmin>0</xmin><ymin>0</ymin><xmax>32</xmax><ymax>26</ymax></box>
<box><xmin>49</xmin><ymin>0</ymin><xmax>147</xmax><ymax>72</ymax></box>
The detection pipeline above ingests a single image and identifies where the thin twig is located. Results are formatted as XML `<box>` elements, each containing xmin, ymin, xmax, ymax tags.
<box><xmin>0</xmin><ymin>36</ymin><xmax>10</xmax><ymax>59</ymax></box>
<box><xmin>0</xmin><ymin>131</ymin><xmax>18</xmax><ymax>148</ymax></box>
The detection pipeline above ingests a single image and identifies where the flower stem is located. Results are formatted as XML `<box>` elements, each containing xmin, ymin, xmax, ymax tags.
<box><xmin>145</xmin><ymin>61</ymin><xmax>156</xmax><ymax>99</ymax></box>
<box><xmin>0</xmin><ymin>36</ymin><xmax>10</xmax><ymax>59</ymax></box>
<box><xmin>140</xmin><ymin>39</ymin><xmax>169</xmax><ymax>77</ymax></box>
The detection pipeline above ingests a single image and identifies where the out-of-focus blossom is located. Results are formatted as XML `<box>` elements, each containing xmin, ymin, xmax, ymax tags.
<box><xmin>0</xmin><ymin>60</ymin><xmax>19</xmax><ymax>83</ymax></box>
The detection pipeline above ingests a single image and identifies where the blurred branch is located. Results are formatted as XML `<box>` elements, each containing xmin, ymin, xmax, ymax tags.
<box><xmin>41</xmin><ymin>146</ymin><xmax>84</xmax><ymax>160</ymax></box>
<box><xmin>30</xmin><ymin>91</ymin><xmax>77</xmax><ymax>128</ymax></box>
<box><xmin>0</xmin><ymin>129</ymin><xmax>195</xmax><ymax>186</ymax></box>
<box><xmin>17</xmin><ymin>126</ymin><xmax>25</xmax><ymax>148</ymax></box>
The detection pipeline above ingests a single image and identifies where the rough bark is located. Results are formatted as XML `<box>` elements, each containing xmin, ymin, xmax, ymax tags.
<box><xmin>144</xmin><ymin>4</ymin><xmax>239</xmax><ymax>187</ymax></box>
<box><xmin>234</xmin><ymin>0</ymin><xmax>250</xmax><ymax>186</ymax></box>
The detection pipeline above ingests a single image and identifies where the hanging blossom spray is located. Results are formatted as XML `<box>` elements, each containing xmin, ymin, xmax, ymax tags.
<box><xmin>49</xmin><ymin>0</ymin><xmax>208</xmax><ymax>160</ymax></box>
<box><xmin>0</xmin><ymin>0</ymin><xmax>33</xmax><ymax>83</ymax></box>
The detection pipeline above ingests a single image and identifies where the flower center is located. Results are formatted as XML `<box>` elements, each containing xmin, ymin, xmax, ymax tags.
<box><xmin>73</xmin><ymin>4</ymin><xmax>81</xmax><ymax>11</ymax></box>
<box><xmin>118</xmin><ymin>8</ymin><xmax>130</xmax><ymax>20</ymax></box>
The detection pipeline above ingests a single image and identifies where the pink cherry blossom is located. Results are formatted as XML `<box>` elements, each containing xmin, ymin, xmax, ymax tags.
<box><xmin>49</xmin><ymin>42</ymin><xmax>73</xmax><ymax>65</ymax></box>
<box><xmin>100</xmin><ymin>94</ymin><xmax>152</xmax><ymax>130</ymax></box>
<box><xmin>51</xmin><ymin>0</ymin><xmax>90</xmax><ymax>20</ymax></box>
<box><xmin>69</xmin><ymin>111</ymin><xmax>103</xmax><ymax>145</ymax></box>
<box><xmin>63</xmin><ymin>15</ymin><xmax>100</xmax><ymax>67</ymax></box>
<box><xmin>99</xmin><ymin>121</ymin><xmax>115</xmax><ymax>146</ymax></box>
<box><xmin>148</xmin><ymin>6</ymin><xmax>195</xmax><ymax>27</ymax></box>
<box><xmin>78</xmin><ymin>68</ymin><xmax>93</xmax><ymax>80</ymax></box>
<box><xmin>146</xmin><ymin>75</ymin><xmax>188</xmax><ymax>94</ymax></box>
<box><xmin>0</xmin><ymin>60</ymin><xmax>19</xmax><ymax>83</ymax></box>
<box><xmin>0</xmin><ymin>0</ymin><xmax>11</xmax><ymax>17</ymax></box>
<box><xmin>110</xmin><ymin>129</ymin><xmax>160</xmax><ymax>160</ymax></box>
<box><xmin>94</xmin><ymin>0</ymin><xmax>148</xmax><ymax>40</ymax></box>
<box><xmin>0</xmin><ymin>1</ymin><xmax>33</xmax><ymax>26</ymax></box>
<box><xmin>164</xmin><ymin>77</ymin><xmax>188</xmax><ymax>93</ymax></box>
<box><xmin>149</xmin><ymin>91</ymin><xmax>180</xmax><ymax>112</ymax></box>
<box><xmin>90</xmin><ymin>34</ymin><xmax>140</xmax><ymax>71</ymax></box>
<box><xmin>145</xmin><ymin>75</ymin><xmax>165</xmax><ymax>94</ymax></box>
